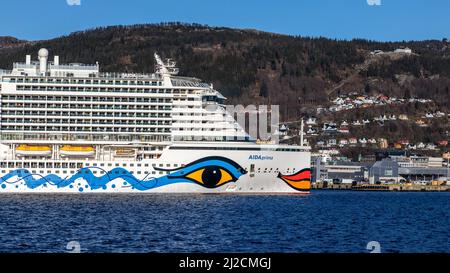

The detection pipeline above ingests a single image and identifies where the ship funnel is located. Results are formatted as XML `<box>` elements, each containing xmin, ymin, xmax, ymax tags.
<box><xmin>25</xmin><ymin>55</ymin><xmax>31</xmax><ymax>65</ymax></box>
<box><xmin>38</xmin><ymin>48</ymin><xmax>49</xmax><ymax>74</ymax></box>
<box><xmin>54</xmin><ymin>55</ymin><xmax>59</xmax><ymax>66</ymax></box>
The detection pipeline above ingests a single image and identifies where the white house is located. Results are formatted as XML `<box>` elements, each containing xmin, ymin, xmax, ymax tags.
<box><xmin>306</xmin><ymin>117</ymin><xmax>317</xmax><ymax>125</ymax></box>
<box><xmin>394</xmin><ymin>47</ymin><xmax>412</xmax><ymax>54</ymax></box>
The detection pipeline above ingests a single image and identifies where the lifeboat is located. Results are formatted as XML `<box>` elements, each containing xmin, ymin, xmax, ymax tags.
<box><xmin>16</xmin><ymin>145</ymin><xmax>52</xmax><ymax>157</ymax></box>
<box><xmin>115</xmin><ymin>149</ymin><xmax>135</xmax><ymax>157</ymax></box>
<box><xmin>60</xmin><ymin>145</ymin><xmax>95</xmax><ymax>157</ymax></box>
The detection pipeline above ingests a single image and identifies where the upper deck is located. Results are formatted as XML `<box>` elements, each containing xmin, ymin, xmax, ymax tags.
<box><xmin>0</xmin><ymin>49</ymin><xmax>249</xmax><ymax>146</ymax></box>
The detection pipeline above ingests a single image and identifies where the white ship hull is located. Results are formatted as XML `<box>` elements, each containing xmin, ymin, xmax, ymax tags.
<box><xmin>0</xmin><ymin>143</ymin><xmax>311</xmax><ymax>194</ymax></box>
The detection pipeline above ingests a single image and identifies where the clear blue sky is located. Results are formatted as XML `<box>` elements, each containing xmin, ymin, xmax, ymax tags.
<box><xmin>1</xmin><ymin>0</ymin><xmax>449</xmax><ymax>41</ymax></box>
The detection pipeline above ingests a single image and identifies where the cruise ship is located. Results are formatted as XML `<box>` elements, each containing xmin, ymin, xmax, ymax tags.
<box><xmin>0</xmin><ymin>49</ymin><xmax>311</xmax><ymax>193</ymax></box>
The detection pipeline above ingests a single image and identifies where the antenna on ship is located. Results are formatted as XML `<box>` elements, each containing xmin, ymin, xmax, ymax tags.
<box><xmin>300</xmin><ymin>118</ymin><xmax>305</xmax><ymax>146</ymax></box>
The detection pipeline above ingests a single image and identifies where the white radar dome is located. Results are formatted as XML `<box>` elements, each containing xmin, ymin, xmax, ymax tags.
<box><xmin>38</xmin><ymin>48</ymin><xmax>49</xmax><ymax>58</ymax></box>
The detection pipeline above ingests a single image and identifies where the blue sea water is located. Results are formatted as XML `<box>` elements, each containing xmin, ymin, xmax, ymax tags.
<box><xmin>0</xmin><ymin>191</ymin><xmax>448</xmax><ymax>253</ymax></box>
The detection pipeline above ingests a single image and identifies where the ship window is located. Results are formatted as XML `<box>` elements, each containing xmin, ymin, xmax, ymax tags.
<box><xmin>137</xmin><ymin>171</ymin><xmax>141</xmax><ymax>174</ymax></box>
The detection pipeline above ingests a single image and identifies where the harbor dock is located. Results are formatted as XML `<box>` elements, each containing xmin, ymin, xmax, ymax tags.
<box><xmin>312</xmin><ymin>182</ymin><xmax>449</xmax><ymax>192</ymax></box>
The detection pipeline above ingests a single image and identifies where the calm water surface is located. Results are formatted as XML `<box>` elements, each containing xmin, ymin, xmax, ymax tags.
<box><xmin>0</xmin><ymin>191</ymin><xmax>448</xmax><ymax>253</ymax></box>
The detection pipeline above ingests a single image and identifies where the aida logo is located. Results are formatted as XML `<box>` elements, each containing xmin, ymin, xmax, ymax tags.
<box><xmin>367</xmin><ymin>0</ymin><xmax>381</xmax><ymax>6</ymax></box>
<box><xmin>248</xmin><ymin>155</ymin><xmax>274</xmax><ymax>160</ymax></box>
<box><xmin>67</xmin><ymin>0</ymin><xmax>81</xmax><ymax>6</ymax></box>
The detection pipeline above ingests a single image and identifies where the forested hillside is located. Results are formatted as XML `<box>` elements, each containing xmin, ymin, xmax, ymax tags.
<box><xmin>0</xmin><ymin>23</ymin><xmax>449</xmax><ymax>121</ymax></box>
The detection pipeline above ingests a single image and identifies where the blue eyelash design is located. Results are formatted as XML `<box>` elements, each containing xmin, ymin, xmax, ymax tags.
<box><xmin>157</xmin><ymin>156</ymin><xmax>247</xmax><ymax>180</ymax></box>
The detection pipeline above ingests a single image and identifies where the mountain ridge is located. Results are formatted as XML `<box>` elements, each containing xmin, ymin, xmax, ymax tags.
<box><xmin>0</xmin><ymin>23</ymin><xmax>448</xmax><ymax>121</ymax></box>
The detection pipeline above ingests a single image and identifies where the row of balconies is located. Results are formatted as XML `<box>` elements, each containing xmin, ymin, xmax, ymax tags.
<box><xmin>1</xmin><ymin>115</ymin><xmax>170</xmax><ymax>121</ymax></box>
<box><xmin>1</xmin><ymin>126</ymin><xmax>171</xmax><ymax>133</ymax></box>
<box><xmin>2</xmin><ymin>96</ymin><xmax>172</xmax><ymax>103</ymax></box>
<box><xmin>8</xmin><ymin>77</ymin><xmax>162</xmax><ymax>86</ymax></box>
<box><xmin>2</xmin><ymin>104</ymin><xmax>171</xmax><ymax>111</ymax></box>
<box><xmin>0</xmin><ymin>133</ymin><xmax>172</xmax><ymax>142</ymax></box>
<box><xmin>1</xmin><ymin>121</ymin><xmax>171</xmax><ymax>127</ymax></box>
<box><xmin>15</xmin><ymin>87</ymin><xmax>171</xmax><ymax>94</ymax></box>
<box><xmin>0</xmin><ymin>111</ymin><xmax>171</xmax><ymax>117</ymax></box>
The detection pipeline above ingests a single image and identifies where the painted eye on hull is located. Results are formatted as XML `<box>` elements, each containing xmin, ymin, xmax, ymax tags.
<box><xmin>156</xmin><ymin>156</ymin><xmax>247</xmax><ymax>189</ymax></box>
<box><xmin>185</xmin><ymin>166</ymin><xmax>235</xmax><ymax>188</ymax></box>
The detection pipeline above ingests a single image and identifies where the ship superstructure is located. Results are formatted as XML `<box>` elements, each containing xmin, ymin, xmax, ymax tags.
<box><xmin>0</xmin><ymin>49</ymin><xmax>311</xmax><ymax>193</ymax></box>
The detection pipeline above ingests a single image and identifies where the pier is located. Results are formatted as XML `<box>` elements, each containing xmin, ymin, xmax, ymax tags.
<box><xmin>312</xmin><ymin>182</ymin><xmax>449</xmax><ymax>192</ymax></box>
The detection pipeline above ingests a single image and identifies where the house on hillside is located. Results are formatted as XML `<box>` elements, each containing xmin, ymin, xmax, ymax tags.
<box><xmin>338</xmin><ymin>126</ymin><xmax>349</xmax><ymax>134</ymax></box>
<box><xmin>349</xmin><ymin>138</ymin><xmax>358</xmax><ymax>145</ymax></box>
<box><xmin>378</xmin><ymin>138</ymin><xmax>389</xmax><ymax>149</ymax></box>
<box><xmin>394</xmin><ymin>47</ymin><xmax>412</xmax><ymax>54</ymax></box>
<box><xmin>415</xmin><ymin>119</ymin><xmax>428</xmax><ymax>127</ymax></box>
<box><xmin>339</xmin><ymin>139</ymin><xmax>349</xmax><ymax>147</ymax></box>
<box><xmin>327</xmin><ymin>139</ymin><xmax>337</xmax><ymax>147</ymax></box>
<box><xmin>352</xmin><ymin>120</ymin><xmax>363</xmax><ymax>126</ymax></box>
<box><xmin>323</xmin><ymin>123</ymin><xmax>338</xmax><ymax>133</ymax></box>
<box><xmin>306</xmin><ymin>117</ymin><xmax>317</xmax><ymax>125</ymax></box>
<box><xmin>437</xmin><ymin>140</ymin><xmax>448</xmax><ymax>147</ymax></box>
<box><xmin>398</xmin><ymin>114</ymin><xmax>409</xmax><ymax>121</ymax></box>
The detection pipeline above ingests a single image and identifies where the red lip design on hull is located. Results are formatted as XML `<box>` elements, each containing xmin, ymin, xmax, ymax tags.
<box><xmin>278</xmin><ymin>168</ymin><xmax>311</xmax><ymax>192</ymax></box>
